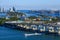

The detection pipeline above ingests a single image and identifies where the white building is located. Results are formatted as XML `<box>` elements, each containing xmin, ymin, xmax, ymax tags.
<box><xmin>9</xmin><ymin>7</ymin><xmax>15</xmax><ymax>12</ymax></box>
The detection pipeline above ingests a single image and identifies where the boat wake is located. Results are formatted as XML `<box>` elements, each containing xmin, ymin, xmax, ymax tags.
<box><xmin>25</xmin><ymin>33</ymin><xmax>42</xmax><ymax>37</ymax></box>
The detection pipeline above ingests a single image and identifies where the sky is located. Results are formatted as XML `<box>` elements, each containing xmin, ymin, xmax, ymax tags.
<box><xmin>0</xmin><ymin>0</ymin><xmax>60</xmax><ymax>10</ymax></box>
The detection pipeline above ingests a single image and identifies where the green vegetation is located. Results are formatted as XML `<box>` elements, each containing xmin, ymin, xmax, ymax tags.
<box><xmin>0</xmin><ymin>18</ymin><xmax>6</xmax><ymax>24</ymax></box>
<box><xmin>28</xmin><ymin>16</ymin><xmax>37</xmax><ymax>20</ymax></box>
<box><xmin>0</xmin><ymin>17</ymin><xmax>19</xmax><ymax>25</ymax></box>
<box><xmin>9</xmin><ymin>16</ymin><xmax>19</xmax><ymax>21</ymax></box>
<box><xmin>51</xmin><ymin>17</ymin><xmax>60</xmax><ymax>22</ymax></box>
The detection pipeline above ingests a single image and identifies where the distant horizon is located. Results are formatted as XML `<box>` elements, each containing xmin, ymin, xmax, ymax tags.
<box><xmin>0</xmin><ymin>6</ymin><xmax>60</xmax><ymax>10</ymax></box>
<box><xmin>0</xmin><ymin>0</ymin><xmax>60</xmax><ymax>10</ymax></box>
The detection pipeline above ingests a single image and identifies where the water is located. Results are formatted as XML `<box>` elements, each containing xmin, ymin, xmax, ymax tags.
<box><xmin>17</xmin><ymin>10</ymin><xmax>60</xmax><ymax>17</ymax></box>
<box><xmin>0</xmin><ymin>26</ymin><xmax>60</xmax><ymax>40</ymax></box>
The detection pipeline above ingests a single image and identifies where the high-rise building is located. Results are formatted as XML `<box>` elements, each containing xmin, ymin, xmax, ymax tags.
<box><xmin>0</xmin><ymin>8</ymin><xmax>5</xmax><ymax>12</ymax></box>
<box><xmin>2</xmin><ymin>8</ymin><xmax>4</xmax><ymax>12</ymax></box>
<box><xmin>13</xmin><ymin>7</ymin><xmax>15</xmax><ymax>11</ymax></box>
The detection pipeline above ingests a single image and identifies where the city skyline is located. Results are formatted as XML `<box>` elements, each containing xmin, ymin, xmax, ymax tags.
<box><xmin>0</xmin><ymin>0</ymin><xmax>60</xmax><ymax>10</ymax></box>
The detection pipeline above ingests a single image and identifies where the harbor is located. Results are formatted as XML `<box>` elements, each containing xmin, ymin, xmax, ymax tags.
<box><xmin>0</xmin><ymin>7</ymin><xmax>60</xmax><ymax>36</ymax></box>
<box><xmin>0</xmin><ymin>0</ymin><xmax>60</xmax><ymax>40</ymax></box>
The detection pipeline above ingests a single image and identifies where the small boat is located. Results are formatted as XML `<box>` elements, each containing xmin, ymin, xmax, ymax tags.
<box><xmin>25</xmin><ymin>33</ymin><xmax>41</xmax><ymax>37</ymax></box>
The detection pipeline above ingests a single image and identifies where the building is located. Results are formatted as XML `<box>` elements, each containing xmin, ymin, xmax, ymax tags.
<box><xmin>0</xmin><ymin>8</ymin><xmax>5</xmax><ymax>12</ymax></box>
<box><xmin>9</xmin><ymin>7</ymin><xmax>15</xmax><ymax>12</ymax></box>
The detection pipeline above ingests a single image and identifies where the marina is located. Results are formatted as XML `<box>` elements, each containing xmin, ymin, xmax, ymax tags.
<box><xmin>4</xmin><ymin>21</ymin><xmax>60</xmax><ymax>35</ymax></box>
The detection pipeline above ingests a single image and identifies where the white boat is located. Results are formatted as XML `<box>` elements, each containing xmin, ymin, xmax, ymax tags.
<box><xmin>25</xmin><ymin>33</ymin><xmax>41</xmax><ymax>37</ymax></box>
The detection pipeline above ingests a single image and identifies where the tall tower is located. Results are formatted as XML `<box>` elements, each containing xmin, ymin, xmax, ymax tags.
<box><xmin>0</xmin><ymin>8</ymin><xmax>5</xmax><ymax>12</ymax></box>
<box><xmin>13</xmin><ymin>7</ymin><xmax>15</xmax><ymax>11</ymax></box>
<box><xmin>2</xmin><ymin>8</ymin><xmax>4</xmax><ymax>12</ymax></box>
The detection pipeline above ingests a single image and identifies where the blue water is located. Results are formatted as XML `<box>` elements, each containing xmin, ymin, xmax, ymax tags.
<box><xmin>17</xmin><ymin>10</ymin><xmax>60</xmax><ymax>17</ymax></box>
<box><xmin>0</xmin><ymin>26</ymin><xmax>60</xmax><ymax>40</ymax></box>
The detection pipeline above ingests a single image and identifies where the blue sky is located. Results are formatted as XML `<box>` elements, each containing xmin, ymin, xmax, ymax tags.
<box><xmin>0</xmin><ymin>0</ymin><xmax>60</xmax><ymax>10</ymax></box>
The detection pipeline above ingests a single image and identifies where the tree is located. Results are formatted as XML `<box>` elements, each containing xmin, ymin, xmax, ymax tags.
<box><xmin>9</xmin><ymin>16</ymin><xmax>19</xmax><ymax>21</ymax></box>
<box><xmin>28</xmin><ymin>16</ymin><xmax>37</xmax><ymax>20</ymax></box>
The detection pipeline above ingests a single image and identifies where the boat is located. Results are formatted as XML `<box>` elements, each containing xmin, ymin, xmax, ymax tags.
<box><xmin>25</xmin><ymin>33</ymin><xmax>41</xmax><ymax>37</ymax></box>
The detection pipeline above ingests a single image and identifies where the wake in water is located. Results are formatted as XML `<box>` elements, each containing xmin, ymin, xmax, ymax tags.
<box><xmin>24</xmin><ymin>33</ymin><xmax>42</xmax><ymax>37</ymax></box>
